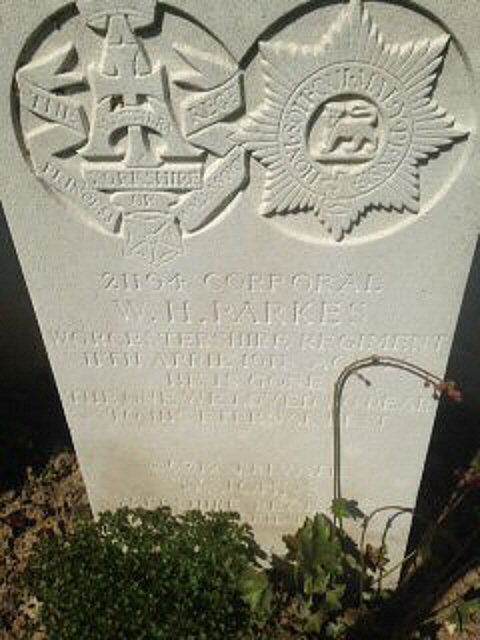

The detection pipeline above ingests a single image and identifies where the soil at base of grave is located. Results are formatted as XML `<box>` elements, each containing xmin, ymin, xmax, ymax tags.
<box><xmin>0</xmin><ymin>452</ymin><xmax>478</xmax><ymax>639</ymax></box>
<box><xmin>0</xmin><ymin>453</ymin><xmax>90</xmax><ymax>639</ymax></box>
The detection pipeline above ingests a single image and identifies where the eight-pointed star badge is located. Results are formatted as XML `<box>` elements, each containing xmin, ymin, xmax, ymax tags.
<box><xmin>234</xmin><ymin>0</ymin><xmax>468</xmax><ymax>241</ymax></box>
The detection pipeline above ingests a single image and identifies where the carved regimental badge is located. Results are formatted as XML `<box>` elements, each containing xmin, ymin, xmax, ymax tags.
<box><xmin>16</xmin><ymin>0</ymin><xmax>247</xmax><ymax>266</ymax></box>
<box><xmin>15</xmin><ymin>0</ymin><xmax>470</xmax><ymax>253</ymax></box>
<box><xmin>235</xmin><ymin>0</ymin><xmax>469</xmax><ymax>241</ymax></box>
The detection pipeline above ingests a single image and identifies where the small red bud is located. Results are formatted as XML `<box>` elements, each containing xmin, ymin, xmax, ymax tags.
<box><xmin>448</xmin><ymin>389</ymin><xmax>463</xmax><ymax>403</ymax></box>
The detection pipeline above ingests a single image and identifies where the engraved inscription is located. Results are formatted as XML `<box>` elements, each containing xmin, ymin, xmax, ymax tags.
<box><xmin>52</xmin><ymin>270</ymin><xmax>446</xmax><ymax>439</ymax></box>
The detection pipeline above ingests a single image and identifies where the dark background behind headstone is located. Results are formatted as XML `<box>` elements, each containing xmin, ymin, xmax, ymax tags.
<box><xmin>408</xmin><ymin>237</ymin><xmax>480</xmax><ymax>550</ymax></box>
<box><xmin>0</xmin><ymin>204</ymin><xmax>71</xmax><ymax>490</ymax></box>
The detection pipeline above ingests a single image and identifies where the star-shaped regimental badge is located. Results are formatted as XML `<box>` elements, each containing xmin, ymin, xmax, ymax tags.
<box><xmin>234</xmin><ymin>0</ymin><xmax>468</xmax><ymax>241</ymax></box>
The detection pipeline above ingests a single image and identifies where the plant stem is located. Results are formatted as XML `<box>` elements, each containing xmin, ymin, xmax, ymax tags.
<box><xmin>331</xmin><ymin>355</ymin><xmax>462</xmax><ymax>608</ymax></box>
<box><xmin>332</xmin><ymin>355</ymin><xmax>450</xmax><ymax>514</ymax></box>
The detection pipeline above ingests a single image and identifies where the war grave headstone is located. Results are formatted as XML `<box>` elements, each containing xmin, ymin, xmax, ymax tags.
<box><xmin>1</xmin><ymin>0</ymin><xmax>479</xmax><ymax>567</ymax></box>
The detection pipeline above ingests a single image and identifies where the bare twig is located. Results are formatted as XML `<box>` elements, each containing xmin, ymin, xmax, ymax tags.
<box><xmin>331</xmin><ymin>355</ymin><xmax>463</xmax><ymax>609</ymax></box>
<box><xmin>332</xmin><ymin>355</ymin><xmax>461</xmax><ymax>515</ymax></box>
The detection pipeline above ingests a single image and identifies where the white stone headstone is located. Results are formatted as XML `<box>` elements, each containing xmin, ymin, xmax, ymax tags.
<box><xmin>1</xmin><ymin>0</ymin><xmax>479</xmax><ymax>566</ymax></box>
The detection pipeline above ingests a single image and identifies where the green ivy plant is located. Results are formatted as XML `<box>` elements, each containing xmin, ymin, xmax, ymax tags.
<box><xmin>238</xmin><ymin>470</ymin><xmax>480</xmax><ymax>640</ymax></box>
<box><xmin>240</xmin><ymin>502</ymin><xmax>387</xmax><ymax>639</ymax></box>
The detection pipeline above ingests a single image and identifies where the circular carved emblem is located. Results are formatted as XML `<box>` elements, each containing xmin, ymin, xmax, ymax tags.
<box><xmin>234</xmin><ymin>0</ymin><xmax>472</xmax><ymax>242</ymax></box>
<box><xmin>309</xmin><ymin>97</ymin><xmax>381</xmax><ymax>167</ymax></box>
<box><xmin>14</xmin><ymin>0</ymin><xmax>248</xmax><ymax>266</ymax></box>
<box><xmin>13</xmin><ymin>0</ymin><xmax>473</xmax><ymax>251</ymax></box>
<box><xmin>279</xmin><ymin>63</ymin><xmax>414</xmax><ymax>203</ymax></box>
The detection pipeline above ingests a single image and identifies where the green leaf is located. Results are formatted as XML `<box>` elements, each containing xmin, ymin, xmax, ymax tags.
<box><xmin>304</xmin><ymin>572</ymin><xmax>329</xmax><ymax>596</ymax></box>
<box><xmin>326</xmin><ymin>619</ymin><xmax>348</xmax><ymax>638</ymax></box>
<box><xmin>470</xmin><ymin>451</ymin><xmax>480</xmax><ymax>473</ymax></box>
<box><xmin>451</xmin><ymin>598</ymin><xmax>480</xmax><ymax>631</ymax></box>
<box><xmin>239</xmin><ymin>568</ymin><xmax>273</xmax><ymax>619</ymax></box>
<box><xmin>344</xmin><ymin>553</ymin><xmax>362</xmax><ymax>573</ymax></box>
<box><xmin>331</xmin><ymin>499</ymin><xmax>365</xmax><ymax>522</ymax></box>
<box><xmin>303</xmin><ymin>608</ymin><xmax>327</xmax><ymax>634</ymax></box>
<box><xmin>294</xmin><ymin>514</ymin><xmax>343</xmax><ymax>580</ymax></box>
<box><xmin>325</xmin><ymin>584</ymin><xmax>346</xmax><ymax>612</ymax></box>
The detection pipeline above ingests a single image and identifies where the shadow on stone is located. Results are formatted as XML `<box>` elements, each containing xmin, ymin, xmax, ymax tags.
<box><xmin>0</xmin><ymin>203</ymin><xmax>72</xmax><ymax>491</ymax></box>
<box><xmin>409</xmin><ymin>235</ymin><xmax>480</xmax><ymax>553</ymax></box>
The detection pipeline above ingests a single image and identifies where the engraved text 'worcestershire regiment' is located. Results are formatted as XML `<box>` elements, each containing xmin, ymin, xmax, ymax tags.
<box><xmin>16</xmin><ymin>0</ymin><xmax>468</xmax><ymax>259</ymax></box>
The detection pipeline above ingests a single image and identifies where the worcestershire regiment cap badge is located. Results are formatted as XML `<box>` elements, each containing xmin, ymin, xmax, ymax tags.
<box><xmin>15</xmin><ymin>0</ymin><xmax>469</xmax><ymax>255</ymax></box>
<box><xmin>235</xmin><ymin>0</ymin><xmax>468</xmax><ymax>241</ymax></box>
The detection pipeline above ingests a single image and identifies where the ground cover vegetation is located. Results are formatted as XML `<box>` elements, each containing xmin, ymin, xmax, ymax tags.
<box><xmin>0</xmin><ymin>450</ymin><xmax>478</xmax><ymax>639</ymax></box>
<box><xmin>1</xmin><ymin>358</ymin><xmax>479</xmax><ymax>638</ymax></box>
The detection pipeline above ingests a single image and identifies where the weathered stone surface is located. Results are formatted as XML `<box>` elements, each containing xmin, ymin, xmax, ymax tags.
<box><xmin>1</xmin><ymin>0</ymin><xmax>479</xmax><ymax>566</ymax></box>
